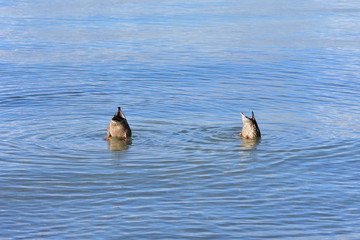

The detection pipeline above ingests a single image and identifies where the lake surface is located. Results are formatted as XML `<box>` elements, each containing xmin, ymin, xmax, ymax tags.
<box><xmin>1</xmin><ymin>0</ymin><xmax>360</xmax><ymax>239</ymax></box>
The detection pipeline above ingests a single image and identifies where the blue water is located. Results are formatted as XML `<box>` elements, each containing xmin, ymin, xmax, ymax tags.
<box><xmin>1</xmin><ymin>0</ymin><xmax>360</xmax><ymax>239</ymax></box>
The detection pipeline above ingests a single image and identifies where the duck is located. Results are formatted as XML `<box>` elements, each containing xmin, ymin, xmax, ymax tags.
<box><xmin>238</xmin><ymin>111</ymin><xmax>261</xmax><ymax>139</ymax></box>
<box><xmin>104</xmin><ymin>107</ymin><xmax>132</xmax><ymax>140</ymax></box>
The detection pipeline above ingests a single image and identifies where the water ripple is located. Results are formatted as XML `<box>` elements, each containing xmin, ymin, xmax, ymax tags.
<box><xmin>1</xmin><ymin>0</ymin><xmax>360</xmax><ymax>239</ymax></box>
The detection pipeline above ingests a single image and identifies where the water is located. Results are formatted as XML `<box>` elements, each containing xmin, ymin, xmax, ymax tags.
<box><xmin>1</xmin><ymin>0</ymin><xmax>360</xmax><ymax>239</ymax></box>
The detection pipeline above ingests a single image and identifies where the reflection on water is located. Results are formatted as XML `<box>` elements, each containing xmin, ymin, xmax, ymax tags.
<box><xmin>107</xmin><ymin>138</ymin><xmax>132</xmax><ymax>151</ymax></box>
<box><xmin>240</xmin><ymin>137</ymin><xmax>261</xmax><ymax>150</ymax></box>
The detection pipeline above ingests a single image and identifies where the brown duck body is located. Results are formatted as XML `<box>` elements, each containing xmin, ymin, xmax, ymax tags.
<box><xmin>239</xmin><ymin>111</ymin><xmax>261</xmax><ymax>139</ymax></box>
<box><xmin>105</xmin><ymin>107</ymin><xmax>132</xmax><ymax>140</ymax></box>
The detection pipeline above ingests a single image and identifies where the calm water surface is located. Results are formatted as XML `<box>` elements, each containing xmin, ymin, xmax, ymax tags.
<box><xmin>1</xmin><ymin>0</ymin><xmax>360</xmax><ymax>239</ymax></box>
